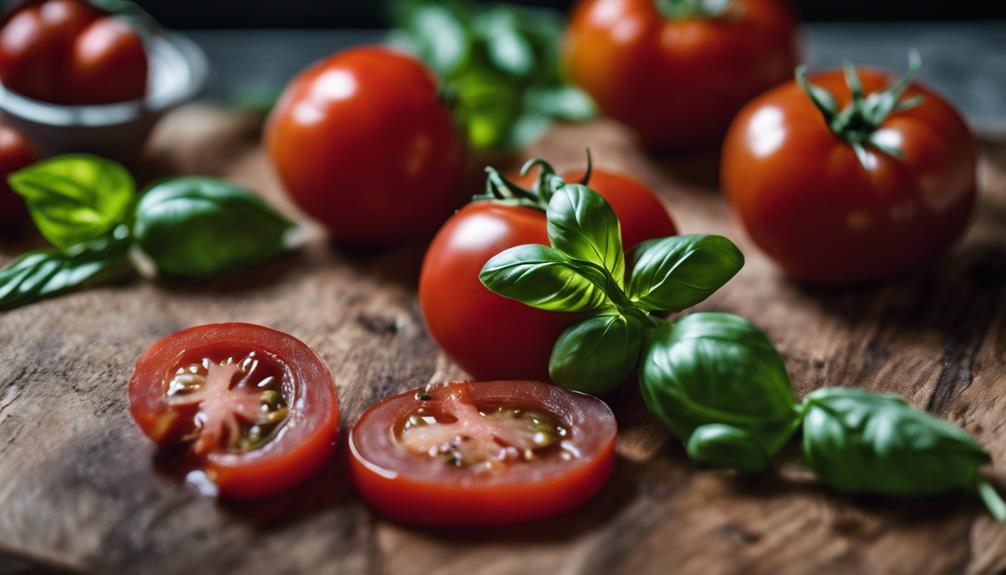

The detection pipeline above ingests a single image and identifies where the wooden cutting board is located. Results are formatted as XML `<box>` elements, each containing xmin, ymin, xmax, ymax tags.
<box><xmin>2</xmin><ymin>104</ymin><xmax>1005</xmax><ymax>574</ymax></box>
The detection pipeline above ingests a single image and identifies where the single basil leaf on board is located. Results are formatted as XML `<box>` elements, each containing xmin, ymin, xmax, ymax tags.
<box><xmin>640</xmin><ymin>312</ymin><xmax>799</xmax><ymax>459</ymax></box>
<box><xmin>686</xmin><ymin>423</ymin><xmax>770</xmax><ymax>473</ymax></box>
<box><xmin>802</xmin><ymin>388</ymin><xmax>1003</xmax><ymax>514</ymax></box>
<box><xmin>479</xmin><ymin>244</ymin><xmax>610</xmax><ymax>312</ymax></box>
<box><xmin>546</xmin><ymin>184</ymin><xmax>625</xmax><ymax>286</ymax></box>
<box><xmin>549</xmin><ymin>313</ymin><xmax>642</xmax><ymax>395</ymax></box>
<box><xmin>9</xmin><ymin>154</ymin><xmax>135</xmax><ymax>249</ymax></box>
<box><xmin>627</xmin><ymin>235</ymin><xmax>744</xmax><ymax>312</ymax></box>
<box><xmin>0</xmin><ymin>226</ymin><xmax>134</xmax><ymax>311</ymax></box>
<box><xmin>132</xmin><ymin>178</ymin><xmax>297</xmax><ymax>278</ymax></box>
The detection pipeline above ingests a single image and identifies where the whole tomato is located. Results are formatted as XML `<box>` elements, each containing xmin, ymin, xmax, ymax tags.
<box><xmin>419</xmin><ymin>157</ymin><xmax>677</xmax><ymax>381</ymax></box>
<box><xmin>265</xmin><ymin>46</ymin><xmax>465</xmax><ymax>246</ymax></box>
<box><xmin>0</xmin><ymin>123</ymin><xmax>38</xmax><ymax>227</ymax></box>
<box><xmin>564</xmin><ymin>0</ymin><xmax>798</xmax><ymax>150</ymax></box>
<box><xmin>0</xmin><ymin>0</ymin><xmax>147</xmax><ymax>105</ymax></box>
<box><xmin>722</xmin><ymin>57</ymin><xmax>977</xmax><ymax>285</ymax></box>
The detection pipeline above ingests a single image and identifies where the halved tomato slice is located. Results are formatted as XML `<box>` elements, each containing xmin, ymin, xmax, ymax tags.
<box><xmin>128</xmin><ymin>323</ymin><xmax>339</xmax><ymax>500</ymax></box>
<box><xmin>349</xmin><ymin>380</ymin><xmax>616</xmax><ymax>525</ymax></box>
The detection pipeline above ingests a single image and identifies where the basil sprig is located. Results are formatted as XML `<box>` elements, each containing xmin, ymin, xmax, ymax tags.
<box><xmin>391</xmin><ymin>0</ymin><xmax>596</xmax><ymax>151</ymax></box>
<box><xmin>479</xmin><ymin>163</ymin><xmax>743</xmax><ymax>393</ymax></box>
<box><xmin>476</xmin><ymin>159</ymin><xmax>1005</xmax><ymax>518</ymax></box>
<box><xmin>1</xmin><ymin>155</ymin><xmax>297</xmax><ymax>310</ymax></box>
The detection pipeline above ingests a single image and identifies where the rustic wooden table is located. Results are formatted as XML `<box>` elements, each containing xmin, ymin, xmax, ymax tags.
<box><xmin>1</xmin><ymin>103</ymin><xmax>1005</xmax><ymax>574</ymax></box>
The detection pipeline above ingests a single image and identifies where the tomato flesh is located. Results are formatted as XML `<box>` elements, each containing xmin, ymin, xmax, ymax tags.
<box><xmin>129</xmin><ymin>323</ymin><xmax>339</xmax><ymax>499</ymax></box>
<box><xmin>349</xmin><ymin>380</ymin><xmax>617</xmax><ymax>526</ymax></box>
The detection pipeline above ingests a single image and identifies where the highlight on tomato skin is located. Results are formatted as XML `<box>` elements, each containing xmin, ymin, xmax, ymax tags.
<box><xmin>348</xmin><ymin>380</ymin><xmax>617</xmax><ymax>526</ymax></box>
<box><xmin>128</xmin><ymin>323</ymin><xmax>340</xmax><ymax>500</ymax></box>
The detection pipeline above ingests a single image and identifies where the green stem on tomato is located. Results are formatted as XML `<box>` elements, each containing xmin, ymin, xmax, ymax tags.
<box><xmin>472</xmin><ymin>150</ymin><xmax>594</xmax><ymax>209</ymax></box>
<box><xmin>795</xmin><ymin>51</ymin><xmax>923</xmax><ymax>167</ymax></box>
<box><xmin>655</xmin><ymin>0</ymin><xmax>734</xmax><ymax>20</ymax></box>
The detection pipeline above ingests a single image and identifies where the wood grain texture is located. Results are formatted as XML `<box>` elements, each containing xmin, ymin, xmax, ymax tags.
<box><xmin>1</xmin><ymin>105</ymin><xmax>1005</xmax><ymax>574</ymax></box>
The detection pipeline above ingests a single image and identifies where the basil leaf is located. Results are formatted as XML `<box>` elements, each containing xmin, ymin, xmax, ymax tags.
<box><xmin>391</xmin><ymin>0</ymin><xmax>470</xmax><ymax>76</ymax></box>
<box><xmin>9</xmin><ymin>154</ymin><xmax>135</xmax><ymax>249</ymax></box>
<box><xmin>479</xmin><ymin>244</ymin><xmax>610</xmax><ymax>312</ymax></box>
<box><xmin>549</xmin><ymin>314</ymin><xmax>642</xmax><ymax>394</ymax></box>
<box><xmin>476</xmin><ymin>8</ymin><xmax>534</xmax><ymax>78</ymax></box>
<box><xmin>802</xmin><ymin>388</ymin><xmax>993</xmax><ymax>498</ymax></box>
<box><xmin>640</xmin><ymin>313</ymin><xmax>799</xmax><ymax>458</ymax></box>
<box><xmin>132</xmin><ymin>178</ymin><xmax>297</xmax><ymax>278</ymax></box>
<box><xmin>526</xmin><ymin>85</ymin><xmax>597</xmax><ymax>122</ymax></box>
<box><xmin>0</xmin><ymin>227</ymin><xmax>133</xmax><ymax>311</ymax></box>
<box><xmin>547</xmin><ymin>184</ymin><xmax>625</xmax><ymax>286</ymax></box>
<box><xmin>627</xmin><ymin>235</ymin><xmax>744</xmax><ymax>312</ymax></box>
<box><xmin>687</xmin><ymin>423</ymin><xmax>770</xmax><ymax>473</ymax></box>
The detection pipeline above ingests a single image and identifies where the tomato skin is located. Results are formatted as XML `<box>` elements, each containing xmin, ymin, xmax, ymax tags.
<box><xmin>564</xmin><ymin>0</ymin><xmax>798</xmax><ymax>150</ymax></box>
<box><xmin>128</xmin><ymin>323</ymin><xmax>340</xmax><ymax>500</ymax></box>
<box><xmin>0</xmin><ymin>123</ymin><xmax>38</xmax><ymax>227</ymax></box>
<box><xmin>349</xmin><ymin>381</ymin><xmax>616</xmax><ymax>526</ymax></box>
<box><xmin>721</xmin><ymin>69</ymin><xmax>977</xmax><ymax>285</ymax></box>
<box><xmin>419</xmin><ymin>168</ymin><xmax>676</xmax><ymax>381</ymax></box>
<box><xmin>265</xmin><ymin>46</ymin><xmax>465</xmax><ymax>246</ymax></box>
<box><xmin>0</xmin><ymin>0</ymin><xmax>146</xmax><ymax>105</ymax></box>
<box><xmin>65</xmin><ymin>17</ymin><xmax>147</xmax><ymax>105</ymax></box>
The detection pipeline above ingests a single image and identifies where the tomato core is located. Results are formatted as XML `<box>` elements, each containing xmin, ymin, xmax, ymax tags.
<box><xmin>164</xmin><ymin>349</ymin><xmax>291</xmax><ymax>456</ymax></box>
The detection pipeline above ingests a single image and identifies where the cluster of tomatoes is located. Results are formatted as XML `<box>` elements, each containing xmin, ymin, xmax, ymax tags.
<box><xmin>0</xmin><ymin>0</ymin><xmax>977</xmax><ymax>524</ymax></box>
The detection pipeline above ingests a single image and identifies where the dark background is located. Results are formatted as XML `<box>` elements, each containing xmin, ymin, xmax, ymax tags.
<box><xmin>138</xmin><ymin>0</ymin><xmax>1006</xmax><ymax>28</ymax></box>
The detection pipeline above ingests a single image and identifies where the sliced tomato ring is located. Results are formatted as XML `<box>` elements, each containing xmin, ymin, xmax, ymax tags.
<box><xmin>349</xmin><ymin>380</ymin><xmax>617</xmax><ymax>525</ymax></box>
<box><xmin>128</xmin><ymin>323</ymin><xmax>339</xmax><ymax>500</ymax></box>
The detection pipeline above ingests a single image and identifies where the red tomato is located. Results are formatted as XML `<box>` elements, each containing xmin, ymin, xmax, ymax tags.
<box><xmin>0</xmin><ymin>123</ymin><xmax>38</xmax><ymax>227</ymax></box>
<box><xmin>419</xmin><ymin>164</ymin><xmax>677</xmax><ymax>381</ymax></box>
<box><xmin>564</xmin><ymin>0</ymin><xmax>798</xmax><ymax>150</ymax></box>
<box><xmin>0</xmin><ymin>0</ymin><xmax>147</xmax><ymax>105</ymax></box>
<box><xmin>722</xmin><ymin>67</ymin><xmax>976</xmax><ymax>285</ymax></box>
<box><xmin>349</xmin><ymin>380</ymin><xmax>616</xmax><ymax>526</ymax></box>
<box><xmin>265</xmin><ymin>46</ymin><xmax>465</xmax><ymax>246</ymax></box>
<box><xmin>128</xmin><ymin>323</ymin><xmax>340</xmax><ymax>500</ymax></box>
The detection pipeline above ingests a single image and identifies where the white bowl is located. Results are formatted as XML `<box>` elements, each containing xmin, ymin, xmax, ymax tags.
<box><xmin>0</xmin><ymin>30</ymin><xmax>208</xmax><ymax>165</ymax></box>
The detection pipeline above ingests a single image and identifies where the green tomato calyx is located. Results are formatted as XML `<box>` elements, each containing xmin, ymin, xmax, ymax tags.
<box><xmin>656</xmin><ymin>0</ymin><xmax>735</xmax><ymax>20</ymax></box>
<box><xmin>473</xmin><ymin>149</ymin><xmax>593</xmax><ymax>210</ymax></box>
<box><xmin>796</xmin><ymin>51</ymin><xmax>924</xmax><ymax>167</ymax></box>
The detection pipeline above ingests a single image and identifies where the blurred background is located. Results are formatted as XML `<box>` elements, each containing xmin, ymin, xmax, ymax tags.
<box><xmin>133</xmin><ymin>1</ymin><xmax>1006</xmax><ymax>27</ymax></box>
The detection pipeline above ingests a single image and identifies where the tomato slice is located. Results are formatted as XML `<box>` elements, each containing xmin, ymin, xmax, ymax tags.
<box><xmin>128</xmin><ymin>323</ymin><xmax>339</xmax><ymax>500</ymax></box>
<box><xmin>349</xmin><ymin>380</ymin><xmax>616</xmax><ymax>525</ymax></box>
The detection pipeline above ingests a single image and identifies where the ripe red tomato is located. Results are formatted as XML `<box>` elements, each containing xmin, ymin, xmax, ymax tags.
<box><xmin>265</xmin><ymin>46</ymin><xmax>465</xmax><ymax>246</ymax></box>
<box><xmin>564</xmin><ymin>0</ymin><xmax>798</xmax><ymax>150</ymax></box>
<box><xmin>0</xmin><ymin>123</ymin><xmax>38</xmax><ymax>227</ymax></box>
<box><xmin>722</xmin><ymin>66</ymin><xmax>977</xmax><ymax>285</ymax></box>
<box><xmin>128</xmin><ymin>323</ymin><xmax>340</xmax><ymax>500</ymax></box>
<box><xmin>349</xmin><ymin>380</ymin><xmax>617</xmax><ymax>525</ymax></box>
<box><xmin>0</xmin><ymin>0</ymin><xmax>147</xmax><ymax>105</ymax></box>
<box><xmin>419</xmin><ymin>164</ymin><xmax>677</xmax><ymax>381</ymax></box>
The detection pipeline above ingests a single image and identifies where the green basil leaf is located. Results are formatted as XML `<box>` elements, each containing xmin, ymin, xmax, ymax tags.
<box><xmin>479</xmin><ymin>244</ymin><xmax>610</xmax><ymax>312</ymax></box>
<box><xmin>627</xmin><ymin>235</ymin><xmax>744</xmax><ymax>312</ymax></box>
<box><xmin>549</xmin><ymin>314</ymin><xmax>642</xmax><ymax>394</ymax></box>
<box><xmin>0</xmin><ymin>226</ymin><xmax>133</xmax><ymax>311</ymax></box>
<box><xmin>391</xmin><ymin>0</ymin><xmax>470</xmax><ymax>76</ymax></box>
<box><xmin>802</xmin><ymin>387</ymin><xmax>992</xmax><ymax>497</ymax></box>
<box><xmin>9</xmin><ymin>154</ymin><xmax>135</xmax><ymax>249</ymax></box>
<box><xmin>132</xmin><ymin>178</ymin><xmax>296</xmax><ymax>278</ymax></box>
<box><xmin>640</xmin><ymin>312</ymin><xmax>799</xmax><ymax>457</ymax></box>
<box><xmin>686</xmin><ymin>423</ymin><xmax>770</xmax><ymax>473</ymax></box>
<box><xmin>475</xmin><ymin>8</ymin><xmax>535</xmax><ymax>78</ymax></box>
<box><xmin>526</xmin><ymin>85</ymin><xmax>598</xmax><ymax>122</ymax></box>
<box><xmin>547</xmin><ymin>184</ymin><xmax>624</xmax><ymax>286</ymax></box>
